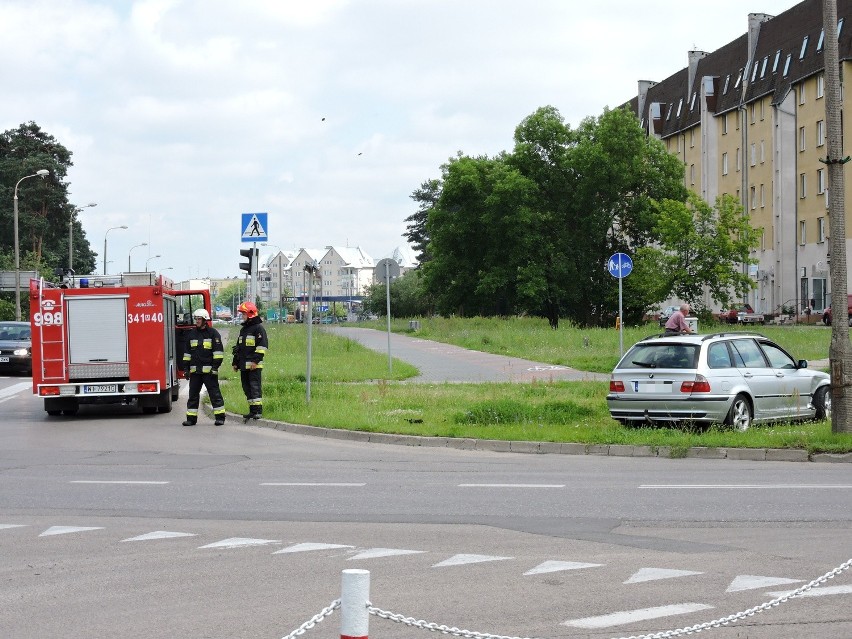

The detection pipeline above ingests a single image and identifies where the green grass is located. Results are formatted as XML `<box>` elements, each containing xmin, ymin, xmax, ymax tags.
<box><xmin>216</xmin><ymin>319</ymin><xmax>852</xmax><ymax>454</ymax></box>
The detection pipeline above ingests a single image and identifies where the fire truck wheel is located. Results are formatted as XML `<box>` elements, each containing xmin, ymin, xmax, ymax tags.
<box><xmin>157</xmin><ymin>389</ymin><xmax>173</xmax><ymax>414</ymax></box>
<box><xmin>47</xmin><ymin>410</ymin><xmax>61</xmax><ymax>417</ymax></box>
<box><xmin>170</xmin><ymin>383</ymin><xmax>180</xmax><ymax>402</ymax></box>
<box><xmin>62</xmin><ymin>409</ymin><xmax>78</xmax><ymax>416</ymax></box>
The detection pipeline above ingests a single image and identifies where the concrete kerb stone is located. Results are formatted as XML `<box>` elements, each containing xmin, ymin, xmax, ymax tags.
<box><xmin>207</xmin><ymin>408</ymin><xmax>846</xmax><ymax>463</ymax></box>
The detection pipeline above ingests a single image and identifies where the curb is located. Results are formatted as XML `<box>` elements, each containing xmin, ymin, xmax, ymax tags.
<box><xmin>202</xmin><ymin>406</ymin><xmax>850</xmax><ymax>464</ymax></box>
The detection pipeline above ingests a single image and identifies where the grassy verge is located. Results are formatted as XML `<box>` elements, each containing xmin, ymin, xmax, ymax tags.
<box><xmin>217</xmin><ymin>320</ymin><xmax>852</xmax><ymax>454</ymax></box>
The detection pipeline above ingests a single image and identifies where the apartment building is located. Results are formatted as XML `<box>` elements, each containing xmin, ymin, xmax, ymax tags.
<box><xmin>629</xmin><ymin>0</ymin><xmax>849</xmax><ymax>315</ymax></box>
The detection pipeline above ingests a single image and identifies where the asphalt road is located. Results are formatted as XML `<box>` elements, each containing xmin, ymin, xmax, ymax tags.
<box><xmin>1</xmin><ymin>342</ymin><xmax>851</xmax><ymax>639</ymax></box>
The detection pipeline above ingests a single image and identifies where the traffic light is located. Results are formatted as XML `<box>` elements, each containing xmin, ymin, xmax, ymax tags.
<box><xmin>239</xmin><ymin>248</ymin><xmax>256</xmax><ymax>274</ymax></box>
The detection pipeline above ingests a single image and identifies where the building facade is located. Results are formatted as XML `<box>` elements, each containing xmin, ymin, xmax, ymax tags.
<box><xmin>629</xmin><ymin>0</ymin><xmax>850</xmax><ymax>315</ymax></box>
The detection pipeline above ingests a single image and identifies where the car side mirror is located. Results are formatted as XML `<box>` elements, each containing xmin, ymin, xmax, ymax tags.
<box><xmin>798</xmin><ymin>359</ymin><xmax>808</xmax><ymax>369</ymax></box>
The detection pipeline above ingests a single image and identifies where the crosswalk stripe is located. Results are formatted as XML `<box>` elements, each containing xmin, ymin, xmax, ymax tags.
<box><xmin>524</xmin><ymin>560</ymin><xmax>603</xmax><ymax>576</ymax></box>
<box><xmin>198</xmin><ymin>537</ymin><xmax>280</xmax><ymax>549</ymax></box>
<box><xmin>726</xmin><ymin>575</ymin><xmax>803</xmax><ymax>592</ymax></box>
<box><xmin>39</xmin><ymin>526</ymin><xmax>105</xmax><ymax>537</ymax></box>
<box><xmin>767</xmin><ymin>585</ymin><xmax>852</xmax><ymax>598</ymax></box>
<box><xmin>625</xmin><ymin>567</ymin><xmax>703</xmax><ymax>584</ymax></box>
<box><xmin>122</xmin><ymin>531</ymin><xmax>197</xmax><ymax>542</ymax></box>
<box><xmin>348</xmin><ymin>548</ymin><xmax>426</xmax><ymax>560</ymax></box>
<box><xmin>563</xmin><ymin>603</ymin><xmax>713</xmax><ymax>629</ymax></box>
<box><xmin>432</xmin><ymin>554</ymin><xmax>513</xmax><ymax>567</ymax></box>
<box><xmin>273</xmin><ymin>543</ymin><xmax>353</xmax><ymax>554</ymax></box>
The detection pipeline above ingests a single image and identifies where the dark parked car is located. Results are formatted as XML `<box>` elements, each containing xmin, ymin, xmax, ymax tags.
<box><xmin>0</xmin><ymin>321</ymin><xmax>32</xmax><ymax>375</ymax></box>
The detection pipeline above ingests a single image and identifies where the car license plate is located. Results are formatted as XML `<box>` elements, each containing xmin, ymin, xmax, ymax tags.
<box><xmin>0</xmin><ymin>357</ymin><xmax>8</xmax><ymax>363</ymax></box>
<box><xmin>633</xmin><ymin>380</ymin><xmax>672</xmax><ymax>393</ymax></box>
<box><xmin>83</xmin><ymin>384</ymin><xmax>118</xmax><ymax>394</ymax></box>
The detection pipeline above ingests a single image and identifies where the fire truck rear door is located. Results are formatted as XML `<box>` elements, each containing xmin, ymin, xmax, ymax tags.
<box><xmin>66</xmin><ymin>296</ymin><xmax>129</xmax><ymax>377</ymax></box>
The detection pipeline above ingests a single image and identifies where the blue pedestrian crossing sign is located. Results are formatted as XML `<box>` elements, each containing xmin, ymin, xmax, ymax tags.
<box><xmin>607</xmin><ymin>252</ymin><xmax>633</xmax><ymax>279</ymax></box>
<box><xmin>241</xmin><ymin>212</ymin><xmax>268</xmax><ymax>242</ymax></box>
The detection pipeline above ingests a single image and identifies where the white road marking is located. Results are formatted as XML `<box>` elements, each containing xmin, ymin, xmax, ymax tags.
<box><xmin>273</xmin><ymin>542</ymin><xmax>353</xmax><ymax>554</ymax></box>
<box><xmin>625</xmin><ymin>567</ymin><xmax>704</xmax><ymax>584</ymax></box>
<box><xmin>260</xmin><ymin>482</ymin><xmax>366</xmax><ymax>487</ymax></box>
<box><xmin>0</xmin><ymin>524</ymin><xmax>27</xmax><ymax>530</ymax></box>
<box><xmin>641</xmin><ymin>484</ymin><xmax>852</xmax><ymax>489</ymax></box>
<box><xmin>348</xmin><ymin>548</ymin><xmax>426</xmax><ymax>560</ymax></box>
<box><xmin>726</xmin><ymin>575</ymin><xmax>803</xmax><ymax>592</ymax></box>
<box><xmin>39</xmin><ymin>526</ymin><xmax>104</xmax><ymax>537</ymax></box>
<box><xmin>564</xmin><ymin>603</ymin><xmax>713</xmax><ymax>629</ymax></box>
<box><xmin>198</xmin><ymin>537</ymin><xmax>280</xmax><ymax>549</ymax></box>
<box><xmin>432</xmin><ymin>554</ymin><xmax>513</xmax><ymax>567</ymax></box>
<box><xmin>767</xmin><ymin>585</ymin><xmax>852</xmax><ymax>598</ymax></box>
<box><xmin>70</xmin><ymin>480</ymin><xmax>169</xmax><ymax>484</ymax></box>
<box><xmin>0</xmin><ymin>382</ymin><xmax>31</xmax><ymax>399</ymax></box>
<box><xmin>121</xmin><ymin>531</ymin><xmax>196</xmax><ymax>542</ymax></box>
<box><xmin>524</xmin><ymin>560</ymin><xmax>603</xmax><ymax>576</ymax></box>
<box><xmin>458</xmin><ymin>484</ymin><xmax>565</xmax><ymax>488</ymax></box>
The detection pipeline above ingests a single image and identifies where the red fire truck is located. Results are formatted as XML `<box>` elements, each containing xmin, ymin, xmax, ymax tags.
<box><xmin>29</xmin><ymin>272</ymin><xmax>211</xmax><ymax>417</ymax></box>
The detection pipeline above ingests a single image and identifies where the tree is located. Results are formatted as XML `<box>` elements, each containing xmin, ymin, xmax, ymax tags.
<box><xmin>0</xmin><ymin>122</ymin><xmax>96</xmax><ymax>292</ymax></box>
<box><xmin>404</xmin><ymin>178</ymin><xmax>441</xmax><ymax>265</ymax></box>
<box><xmin>363</xmin><ymin>269</ymin><xmax>433</xmax><ymax>317</ymax></box>
<box><xmin>642</xmin><ymin>193</ymin><xmax>759</xmax><ymax>314</ymax></box>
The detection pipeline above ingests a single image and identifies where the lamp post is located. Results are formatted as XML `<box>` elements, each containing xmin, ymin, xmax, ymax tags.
<box><xmin>13</xmin><ymin>169</ymin><xmax>50</xmax><ymax>321</ymax></box>
<box><xmin>103</xmin><ymin>226</ymin><xmax>127</xmax><ymax>274</ymax></box>
<box><xmin>128</xmin><ymin>242</ymin><xmax>148</xmax><ymax>272</ymax></box>
<box><xmin>145</xmin><ymin>254</ymin><xmax>161</xmax><ymax>271</ymax></box>
<box><xmin>69</xmin><ymin>203</ymin><xmax>97</xmax><ymax>271</ymax></box>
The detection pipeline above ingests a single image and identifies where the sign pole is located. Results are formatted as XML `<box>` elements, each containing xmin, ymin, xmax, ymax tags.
<box><xmin>618</xmin><ymin>255</ymin><xmax>624</xmax><ymax>357</ymax></box>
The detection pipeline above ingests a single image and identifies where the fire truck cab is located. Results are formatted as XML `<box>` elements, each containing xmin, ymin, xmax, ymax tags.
<box><xmin>29</xmin><ymin>272</ymin><xmax>211</xmax><ymax>417</ymax></box>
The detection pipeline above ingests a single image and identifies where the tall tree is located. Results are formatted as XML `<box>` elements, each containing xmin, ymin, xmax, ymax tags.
<box><xmin>404</xmin><ymin>178</ymin><xmax>441</xmax><ymax>265</ymax></box>
<box><xmin>0</xmin><ymin>122</ymin><xmax>96</xmax><ymax>287</ymax></box>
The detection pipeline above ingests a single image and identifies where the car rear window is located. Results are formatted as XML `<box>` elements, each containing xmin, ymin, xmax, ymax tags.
<box><xmin>619</xmin><ymin>343</ymin><xmax>699</xmax><ymax>369</ymax></box>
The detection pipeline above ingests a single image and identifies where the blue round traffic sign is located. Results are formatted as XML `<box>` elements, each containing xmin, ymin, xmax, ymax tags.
<box><xmin>607</xmin><ymin>253</ymin><xmax>633</xmax><ymax>279</ymax></box>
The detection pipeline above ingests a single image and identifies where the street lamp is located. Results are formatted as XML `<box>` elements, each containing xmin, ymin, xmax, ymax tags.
<box><xmin>128</xmin><ymin>242</ymin><xmax>148</xmax><ymax>271</ymax></box>
<box><xmin>70</xmin><ymin>203</ymin><xmax>97</xmax><ymax>271</ymax></box>
<box><xmin>13</xmin><ymin>169</ymin><xmax>50</xmax><ymax>321</ymax></box>
<box><xmin>103</xmin><ymin>226</ymin><xmax>128</xmax><ymax>274</ymax></box>
<box><xmin>145</xmin><ymin>254</ymin><xmax>161</xmax><ymax>271</ymax></box>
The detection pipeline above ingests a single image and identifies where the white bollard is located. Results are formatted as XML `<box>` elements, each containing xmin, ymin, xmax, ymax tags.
<box><xmin>340</xmin><ymin>569</ymin><xmax>370</xmax><ymax>639</ymax></box>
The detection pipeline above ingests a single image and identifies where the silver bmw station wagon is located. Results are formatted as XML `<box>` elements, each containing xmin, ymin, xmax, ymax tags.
<box><xmin>606</xmin><ymin>332</ymin><xmax>830</xmax><ymax>430</ymax></box>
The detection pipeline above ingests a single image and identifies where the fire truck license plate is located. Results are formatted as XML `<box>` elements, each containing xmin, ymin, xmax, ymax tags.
<box><xmin>83</xmin><ymin>384</ymin><xmax>118</xmax><ymax>394</ymax></box>
<box><xmin>0</xmin><ymin>357</ymin><xmax>9</xmax><ymax>363</ymax></box>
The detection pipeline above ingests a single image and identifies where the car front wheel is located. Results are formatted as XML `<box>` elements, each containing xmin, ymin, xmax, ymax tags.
<box><xmin>725</xmin><ymin>394</ymin><xmax>753</xmax><ymax>431</ymax></box>
<box><xmin>814</xmin><ymin>386</ymin><xmax>831</xmax><ymax>420</ymax></box>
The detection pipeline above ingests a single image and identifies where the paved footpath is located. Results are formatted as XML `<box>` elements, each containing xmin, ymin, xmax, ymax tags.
<box><xmin>325</xmin><ymin>326</ymin><xmax>609</xmax><ymax>383</ymax></box>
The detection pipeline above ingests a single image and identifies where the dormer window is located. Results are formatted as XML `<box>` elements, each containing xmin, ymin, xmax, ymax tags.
<box><xmin>839</xmin><ymin>18</ymin><xmax>845</xmax><ymax>39</ymax></box>
<box><xmin>772</xmin><ymin>50</ymin><xmax>781</xmax><ymax>73</ymax></box>
<box><xmin>723</xmin><ymin>74</ymin><xmax>731</xmax><ymax>93</ymax></box>
<box><xmin>800</xmin><ymin>35</ymin><xmax>809</xmax><ymax>59</ymax></box>
<box><xmin>690</xmin><ymin>92</ymin><xmax>697</xmax><ymax>111</ymax></box>
<box><xmin>760</xmin><ymin>56</ymin><xmax>768</xmax><ymax>78</ymax></box>
<box><xmin>734</xmin><ymin>69</ymin><xmax>743</xmax><ymax>88</ymax></box>
<box><xmin>751</xmin><ymin>61</ymin><xmax>759</xmax><ymax>82</ymax></box>
<box><xmin>676</xmin><ymin>98</ymin><xmax>683</xmax><ymax>117</ymax></box>
<box><xmin>817</xmin><ymin>29</ymin><xmax>825</xmax><ymax>51</ymax></box>
<box><xmin>783</xmin><ymin>53</ymin><xmax>792</xmax><ymax>76</ymax></box>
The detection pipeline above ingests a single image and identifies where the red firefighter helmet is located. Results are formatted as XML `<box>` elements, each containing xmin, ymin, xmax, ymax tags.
<box><xmin>237</xmin><ymin>301</ymin><xmax>258</xmax><ymax>318</ymax></box>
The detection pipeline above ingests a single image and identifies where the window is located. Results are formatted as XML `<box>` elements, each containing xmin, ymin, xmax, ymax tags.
<box><xmin>751</xmin><ymin>61</ymin><xmax>759</xmax><ymax>82</ymax></box>
<box><xmin>722</xmin><ymin>152</ymin><xmax>729</xmax><ymax>175</ymax></box>
<box><xmin>839</xmin><ymin>18</ymin><xmax>845</xmax><ymax>39</ymax></box>
<box><xmin>772</xmin><ymin>50</ymin><xmax>781</xmax><ymax>73</ymax></box>
<box><xmin>723</xmin><ymin>74</ymin><xmax>731</xmax><ymax>94</ymax></box>
<box><xmin>722</xmin><ymin>113</ymin><xmax>728</xmax><ymax>134</ymax></box>
<box><xmin>818</xmin><ymin>168</ymin><xmax>826</xmax><ymax>194</ymax></box>
<box><xmin>690</xmin><ymin>164</ymin><xmax>695</xmax><ymax>185</ymax></box>
<box><xmin>690</xmin><ymin>92</ymin><xmax>697</xmax><ymax>111</ymax></box>
<box><xmin>761</xmin><ymin>229</ymin><xmax>766</xmax><ymax>251</ymax></box>
<box><xmin>676</xmin><ymin>98</ymin><xmax>683</xmax><ymax>117</ymax></box>
<box><xmin>750</xmin><ymin>143</ymin><xmax>756</xmax><ymax>166</ymax></box>
<box><xmin>817</xmin><ymin>120</ymin><xmax>825</xmax><ymax>146</ymax></box>
<box><xmin>760</xmin><ymin>56</ymin><xmax>768</xmax><ymax>78</ymax></box>
<box><xmin>734</xmin><ymin>69</ymin><xmax>743</xmax><ymax>89</ymax></box>
<box><xmin>690</xmin><ymin>128</ymin><xmax>695</xmax><ymax>147</ymax></box>
<box><xmin>760</xmin><ymin>140</ymin><xmax>766</xmax><ymax>163</ymax></box>
<box><xmin>750</xmin><ymin>186</ymin><xmax>757</xmax><ymax>209</ymax></box>
<box><xmin>760</xmin><ymin>99</ymin><xmax>765</xmax><ymax>120</ymax></box>
<box><xmin>750</xmin><ymin>103</ymin><xmax>756</xmax><ymax>123</ymax></box>
<box><xmin>800</xmin><ymin>173</ymin><xmax>807</xmax><ymax>198</ymax></box>
<box><xmin>800</xmin><ymin>35</ymin><xmax>809</xmax><ymax>59</ymax></box>
<box><xmin>760</xmin><ymin>184</ymin><xmax>766</xmax><ymax>208</ymax></box>
<box><xmin>783</xmin><ymin>53</ymin><xmax>792</xmax><ymax>76</ymax></box>
<box><xmin>736</xmin><ymin>148</ymin><xmax>741</xmax><ymax>171</ymax></box>
<box><xmin>800</xmin><ymin>126</ymin><xmax>806</xmax><ymax>151</ymax></box>
<box><xmin>799</xmin><ymin>84</ymin><xmax>806</xmax><ymax>105</ymax></box>
<box><xmin>818</xmin><ymin>216</ymin><xmax>826</xmax><ymax>243</ymax></box>
<box><xmin>800</xmin><ymin>220</ymin><xmax>807</xmax><ymax>245</ymax></box>
<box><xmin>817</xmin><ymin>29</ymin><xmax>825</xmax><ymax>51</ymax></box>
<box><xmin>817</xmin><ymin>73</ymin><xmax>825</xmax><ymax>98</ymax></box>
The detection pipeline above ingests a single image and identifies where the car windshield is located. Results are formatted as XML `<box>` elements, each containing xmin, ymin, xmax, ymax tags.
<box><xmin>0</xmin><ymin>322</ymin><xmax>30</xmax><ymax>341</ymax></box>
<box><xmin>619</xmin><ymin>343</ymin><xmax>699</xmax><ymax>369</ymax></box>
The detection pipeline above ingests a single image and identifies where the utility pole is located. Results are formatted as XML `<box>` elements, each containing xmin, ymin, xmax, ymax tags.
<box><xmin>823</xmin><ymin>0</ymin><xmax>852</xmax><ymax>433</ymax></box>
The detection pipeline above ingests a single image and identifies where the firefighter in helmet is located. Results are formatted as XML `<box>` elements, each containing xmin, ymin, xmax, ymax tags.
<box><xmin>182</xmin><ymin>308</ymin><xmax>226</xmax><ymax>426</ymax></box>
<box><xmin>232</xmin><ymin>300</ymin><xmax>268</xmax><ymax>421</ymax></box>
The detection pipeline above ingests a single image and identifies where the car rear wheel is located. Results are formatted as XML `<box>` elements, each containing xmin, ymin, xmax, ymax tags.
<box><xmin>725</xmin><ymin>394</ymin><xmax>753</xmax><ymax>431</ymax></box>
<box><xmin>814</xmin><ymin>386</ymin><xmax>831</xmax><ymax>420</ymax></box>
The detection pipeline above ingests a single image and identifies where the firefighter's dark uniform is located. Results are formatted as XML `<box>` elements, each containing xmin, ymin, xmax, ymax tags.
<box><xmin>182</xmin><ymin>321</ymin><xmax>226</xmax><ymax>426</ymax></box>
<box><xmin>231</xmin><ymin>315</ymin><xmax>268</xmax><ymax>419</ymax></box>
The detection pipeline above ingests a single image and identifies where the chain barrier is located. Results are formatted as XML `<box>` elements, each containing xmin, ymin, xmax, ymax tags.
<box><xmin>279</xmin><ymin>599</ymin><xmax>340</xmax><ymax>639</ymax></box>
<box><xmin>365</xmin><ymin>557</ymin><xmax>851</xmax><ymax>639</ymax></box>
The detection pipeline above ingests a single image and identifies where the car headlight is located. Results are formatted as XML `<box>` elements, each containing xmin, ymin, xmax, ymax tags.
<box><xmin>13</xmin><ymin>348</ymin><xmax>29</xmax><ymax>356</ymax></box>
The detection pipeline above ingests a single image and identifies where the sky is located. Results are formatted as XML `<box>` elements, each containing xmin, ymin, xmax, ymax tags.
<box><xmin>1</xmin><ymin>0</ymin><xmax>804</xmax><ymax>281</ymax></box>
